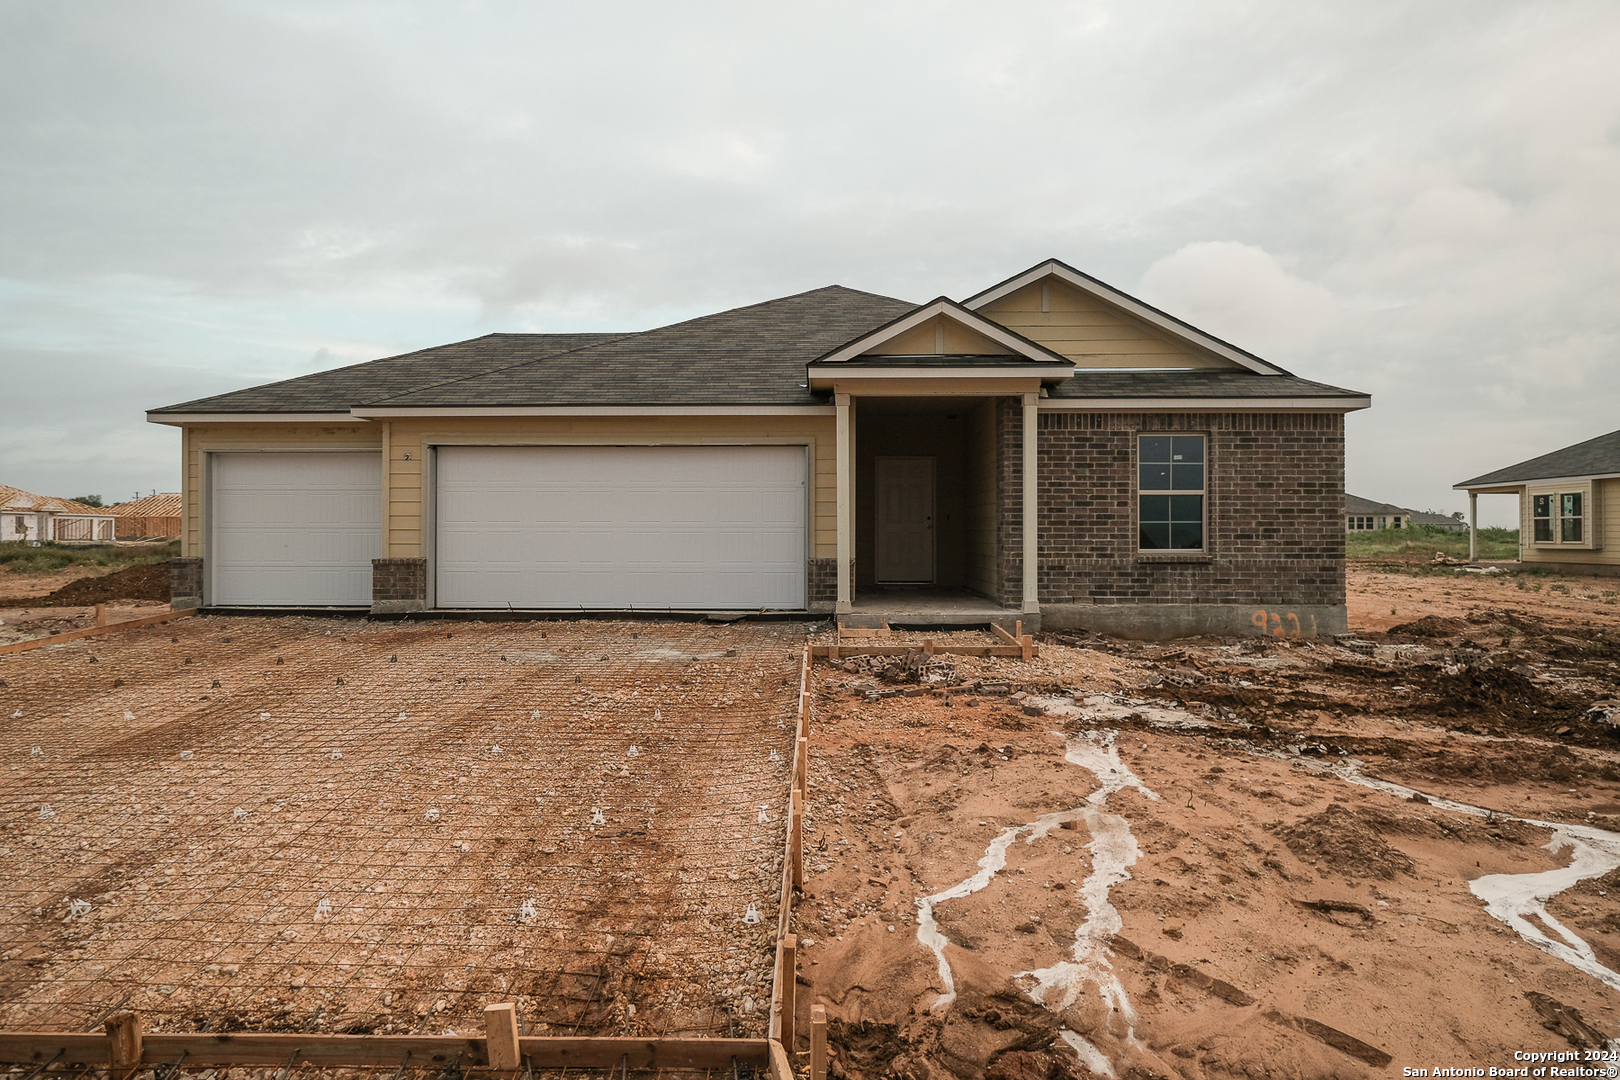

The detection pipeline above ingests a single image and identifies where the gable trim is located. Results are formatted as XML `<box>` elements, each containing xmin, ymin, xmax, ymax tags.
<box><xmin>1040</xmin><ymin>395</ymin><xmax>1370</xmax><ymax>412</ymax></box>
<box><xmin>963</xmin><ymin>258</ymin><xmax>1291</xmax><ymax>376</ymax></box>
<box><xmin>147</xmin><ymin>412</ymin><xmax>363</xmax><ymax>425</ymax></box>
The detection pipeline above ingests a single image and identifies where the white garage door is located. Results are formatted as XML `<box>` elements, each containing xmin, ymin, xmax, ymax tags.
<box><xmin>211</xmin><ymin>452</ymin><xmax>381</xmax><ymax>606</ymax></box>
<box><xmin>436</xmin><ymin>445</ymin><xmax>807</xmax><ymax>609</ymax></box>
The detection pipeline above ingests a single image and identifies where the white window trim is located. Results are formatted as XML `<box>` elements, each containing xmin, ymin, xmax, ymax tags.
<box><xmin>1528</xmin><ymin>482</ymin><xmax>1602</xmax><ymax>550</ymax></box>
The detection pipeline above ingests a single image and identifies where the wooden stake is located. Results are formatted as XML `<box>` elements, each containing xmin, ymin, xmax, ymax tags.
<box><xmin>482</xmin><ymin>1003</ymin><xmax>521</xmax><ymax>1074</ymax></box>
<box><xmin>1021</xmin><ymin>634</ymin><xmax>1034</xmax><ymax>663</ymax></box>
<box><xmin>790</xmin><ymin>789</ymin><xmax>803</xmax><ymax>890</ymax></box>
<box><xmin>779</xmin><ymin>935</ymin><xmax>797</xmax><ymax>1054</ymax></box>
<box><xmin>795</xmin><ymin>737</ymin><xmax>808</xmax><ymax>793</ymax></box>
<box><xmin>810</xmin><ymin>1005</ymin><xmax>827</xmax><ymax>1080</ymax></box>
<box><xmin>105</xmin><ymin>1011</ymin><xmax>141</xmax><ymax>1080</ymax></box>
<box><xmin>95</xmin><ymin>604</ymin><xmax>107</xmax><ymax>627</ymax></box>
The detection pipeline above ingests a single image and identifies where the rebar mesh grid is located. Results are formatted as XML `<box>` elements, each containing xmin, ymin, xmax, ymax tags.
<box><xmin>0</xmin><ymin>616</ymin><xmax>807</xmax><ymax>1039</ymax></box>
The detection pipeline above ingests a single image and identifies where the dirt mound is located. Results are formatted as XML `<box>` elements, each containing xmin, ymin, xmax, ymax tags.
<box><xmin>19</xmin><ymin>562</ymin><xmax>170</xmax><ymax>607</ymax></box>
<box><xmin>1388</xmin><ymin>615</ymin><xmax>1469</xmax><ymax>638</ymax></box>
<box><xmin>1274</xmin><ymin>803</ymin><xmax>1415</xmax><ymax>880</ymax></box>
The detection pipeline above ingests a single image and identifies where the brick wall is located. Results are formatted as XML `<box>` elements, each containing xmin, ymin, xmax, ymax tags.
<box><xmin>807</xmin><ymin>558</ymin><xmax>838</xmax><ymax>608</ymax></box>
<box><xmin>996</xmin><ymin>402</ymin><xmax>1346</xmax><ymax>608</ymax></box>
<box><xmin>169</xmin><ymin>556</ymin><xmax>203</xmax><ymax>609</ymax></box>
<box><xmin>372</xmin><ymin>558</ymin><xmax>427</xmax><ymax>604</ymax></box>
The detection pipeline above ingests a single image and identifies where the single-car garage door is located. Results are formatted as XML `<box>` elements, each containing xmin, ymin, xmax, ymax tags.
<box><xmin>436</xmin><ymin>445</ymin><xmax>807</xmax><ymax>609</ymax></box>
<box><xmin>211</xmin><ymin>452</ymin><xmax>381</xmax><ymax>606</ymax></box>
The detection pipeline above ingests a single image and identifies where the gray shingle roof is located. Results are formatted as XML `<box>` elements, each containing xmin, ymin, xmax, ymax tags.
<box><xmin>149</xmin><ymin>282</ymin><xmax>1368</xmax><ymax>415</ymax></box>
<box><xmin>365</xmin><ymin>286</ymin><xmax>917</xmax><ymax>408</ymax></box>
<box><xmin>148</xmin><ymin>333</ymin><xmax>626</xmax><ymax>414</ymax></box>
<box><xmin>1345</xmin><ymin>494</ymin><xmax>1406</xmax><ymax>515</ymax></box>
<box><xmin>1456</xmin><ymin>428</ymin><xmax>1620</xmax><ymax>487</ymax></box>
<box><xmin>1049</xmin><ymin>370</ymin><xmax>1367</xmax><ymax>400</ymax></box>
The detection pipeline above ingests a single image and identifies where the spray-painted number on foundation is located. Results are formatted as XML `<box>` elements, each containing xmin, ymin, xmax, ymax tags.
<box><xmin>1252</xmin><ymin>610</ymin><xmax>1318</xmax><ymax>639</ymax></box>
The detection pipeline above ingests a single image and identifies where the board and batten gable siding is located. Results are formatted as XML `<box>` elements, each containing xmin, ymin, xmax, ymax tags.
<box><xmin>978</xmin><ymin>279</ymin><xmax>1231</xmax><ymax>370</ymax></box>
<box><xmin>181</xmin><ymin>424</ymin><xmax>383</xmax><ymax>557</ymax></box>
<box><xmin>1517</xmin><ymin>476</ymin><xmax>1620</xmax><ymax>570</ymax></box>
<box><xmin>380</xmin><ymin>415</ymin><xmax>836</xmax><ymax>559</ymax></box>
<box><xmin>865</xmin><ymin>315</ymin><xmax>1009</xmax><ymax>356</ymax></box>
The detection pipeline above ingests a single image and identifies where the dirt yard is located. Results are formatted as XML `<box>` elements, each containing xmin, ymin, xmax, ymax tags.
<box><xmin>792</xmin><ymin>566</ymin><xmax>1620</xmax><ymax>1079</ymax></box>
<box><xmin>3</xmin><ymin>561</ymin><xmax>1620</xmax><ymax>1078</ymax></box>
<box><xmin>0</xmin><ymin>617</ymin><xmax>804</xmax><ymax>1040</ymax></box>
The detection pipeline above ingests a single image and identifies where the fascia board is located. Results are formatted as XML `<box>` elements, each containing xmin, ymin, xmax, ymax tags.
<box><xmin>146</xmin><ymin>412</ymin><xmax>363</xmax><ymax>425</ymax></box>
<box><xmin>809</xmin><ymin>365</ymin><xmax>1071</xmax><ymax>380</ymax></box>
<box><xmin>964</xmin><ymin>260</ymin><xmax>1286</xmax><ymax>375</ymax></box>
<box><xmin>351</xmin><ymin>404</ymin><xmax>836</xmax><ymax>418</ymax></box>
<box><xmin>813</xmin><ymin>299</ymin><xmax>1070</xmax><ymax>365</ymax></box>
<box><xmin>1039</xmin><ymin>396</ymin><xmax>1371</xmax><ymax>412</ymax></box>
<box><xmin>1455</xmin><ymin>472</ymin><xmax>1620</xmax><ymax>491</ymax></box>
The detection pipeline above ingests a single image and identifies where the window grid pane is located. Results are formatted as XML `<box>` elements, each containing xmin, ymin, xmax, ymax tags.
<box><xmin>1139</xmin><ymin>435</ymin><xmax>1205</xmax><ymax>551</ymax></box>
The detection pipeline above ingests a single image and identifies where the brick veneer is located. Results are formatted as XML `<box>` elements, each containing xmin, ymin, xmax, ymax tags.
<box><xmin>807</xmin><ymin>557</ymin><xmax>838</xmax><ymax>610</ymax></box>
<box><xmin>169</xmin><ymin>556</ymin><xmax>203</xmax><ymax>609</ymax></box>
<box><xmin>372</xmin><ymin>557</ymin><xmax>427</xmax><ymax>613</ymax></box>
<box><xmin>996</xmin><ymin>401</ymin><xmax>1346</xmax><ymax>609</ymax></box>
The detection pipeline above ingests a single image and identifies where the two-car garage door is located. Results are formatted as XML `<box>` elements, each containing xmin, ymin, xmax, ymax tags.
<box><xmin>436</xmin><ymin>445</ymin><xmax>807</xmax><ymax>609</ymax></box>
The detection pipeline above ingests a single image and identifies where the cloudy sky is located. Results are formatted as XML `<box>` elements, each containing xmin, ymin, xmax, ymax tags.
<box><xmin>3</xmin><ymin>1</ymin><xmax>1616</xmax><ymax>526</ymax></box>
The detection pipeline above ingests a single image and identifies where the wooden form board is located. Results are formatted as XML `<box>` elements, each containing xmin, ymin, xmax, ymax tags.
<box><xmin>0</xmin><ymin>1031</ymin><xmax>771</xmax><ymax>1071</ymax></box>
<box><xmin>814</xmin><ymin>638</ymin><xmax>1036</xmax><ymax>662</ymax></box>
<box><xmin>0</xmin><ymin>608</ymin><xmax>193</xmax><ymax>657</ymax></box>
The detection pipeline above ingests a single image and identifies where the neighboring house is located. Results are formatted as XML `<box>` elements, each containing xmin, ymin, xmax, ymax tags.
<box><xmin>1455</xmin><ymin>427</ymin><xmax>1620</xmax><ymax>574</ymax></box>
<box><xmin>147</xmin><ymin>259</ymin><xmax>1370</xmax><ymax>639</ymax></box>
<box><xmin>1345</xmin><ymin>495</ymin><xmax>1408</xmax><ymax>531</ymax></box>
<box><xmin>1344</xmin><ymin>496</ymin><xmax>1467</xmax><ymax>533</ymax></box>
<box><xmin>111</xmin><ymin>493</ymin><xmax>183</xmax><ymax>540</ymax></box>
<box><xmin>0</xmin><ymin>485</ymin><xmax>116</xmax><ymax>543</ymax></box>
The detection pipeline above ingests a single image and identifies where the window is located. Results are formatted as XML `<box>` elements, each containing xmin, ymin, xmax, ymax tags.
<box><xmin>1139</xmin><ymin>434</ymin><xmax>1204</xmax><ymax>550</ymax></box>
<box><xmin>1532</xmin><ymin>491</ymin><xmax>1584</xmax><ymax>544</ymax></box>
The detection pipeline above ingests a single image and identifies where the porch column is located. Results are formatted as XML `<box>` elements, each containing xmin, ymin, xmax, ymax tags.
<box><xmin>1469</xmin><ymin>491</ymin><xmax>1478</xmax><ymax>562</ymax></box>
<box><xmin>1022</xmin><ymin>392</ymin><xmax>1039</xmax><ymax>614</ymax></box>
<box><xmin>835</xmin><ymin>394</ymin><xmax>853</xmax><ymax>613</ymax></box>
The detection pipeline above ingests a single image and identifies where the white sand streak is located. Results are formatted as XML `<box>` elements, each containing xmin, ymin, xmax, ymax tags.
<box><xmin>1295</xmin><ymin>758</ymin><xmax>1620</xmax><ymax>993</ymax></box>
<box><xmin>914</xmin><ymin>728</ymin><xmax>1156</xmax><ymax>1078</ymax></box>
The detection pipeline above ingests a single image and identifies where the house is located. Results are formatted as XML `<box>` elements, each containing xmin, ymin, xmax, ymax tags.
<box><xmin>1455</xmin><ymin>427</ymin><xmax>1620</xmax><ymax>573</ymax></box>
<box><xmin>1344</xmin><ymin>496</ymin><xmax>1467</xmax><ymax>533</ymax></box>
<box><xmin>1345</xmin><ymin>495</ymin><xmax>1408</xmax><ymax>531</ymax></box>
<box><xmin>147</xmin><ymin>259</ymin><xmax>1370</xmax><ymax>639</ymax></box>
<box><xmin>0</xmin><ymin>485</ymin><xmax>116</xmax><ymax>543</ymax></box>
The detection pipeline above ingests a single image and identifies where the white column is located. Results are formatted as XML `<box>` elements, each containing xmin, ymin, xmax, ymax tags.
<box><xmin>1469</xmin><ymin>491</ymin><xmax>1478</xmax><ymax>562</ymax></box>
<box><xmin>835</xmin><ymin>394</ymin><xmax>853</xmax><ymax>613</ymax></box>
<box><xmin>1022</xmin><ymin>392</ymin><xmax>1039</xmax><ymax>614</ymax></box>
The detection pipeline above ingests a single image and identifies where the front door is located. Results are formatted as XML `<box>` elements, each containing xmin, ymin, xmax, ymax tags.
<box><xmin>875</xmin><ymin>456</ymin><xmax>935</xmax><ymax>583</ymax></box>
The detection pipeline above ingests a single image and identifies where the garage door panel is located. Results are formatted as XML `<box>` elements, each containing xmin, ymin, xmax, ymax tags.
<box><xmin>212</xmin><ymin>453</ymin><xmax>381</xmax><ymax>606</ymax></box>
<box><xmin>436</xmin><ymin>446</ymin><xmax>806</xmax><ymax>609</ymax></box>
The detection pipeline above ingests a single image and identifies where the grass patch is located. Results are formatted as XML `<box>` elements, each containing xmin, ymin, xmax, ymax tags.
<box><xmin>0</xmin><ymin>540</ymin><xmax>179</xmax><ymax>575</ymax></box>
<box><xmin>1346</xmin><ymin>524</ymin><xmax>1518</xmax><ymax>563</ymax></box>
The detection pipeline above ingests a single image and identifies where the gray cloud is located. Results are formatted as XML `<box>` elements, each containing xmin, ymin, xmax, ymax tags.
<box><xmin>2</xmin><ymin>1</ymin><xmax>1617</xmax><ymax>524</ymax></box>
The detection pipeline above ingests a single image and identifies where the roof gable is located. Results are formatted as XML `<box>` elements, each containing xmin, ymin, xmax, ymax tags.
<box><xmin>0</xmin><ymin>485</ymin><xmax>103</xmax><ymax>514</ymax></box>
<box><xmin>810</xmin><ymin>297</ymin><xmax>1072</xmax><ymax>368</ymax></box>
<box><xmin>966</xmin><ymin>259</ymin><xmax>1290</xmax><ymax>375</ymax></box>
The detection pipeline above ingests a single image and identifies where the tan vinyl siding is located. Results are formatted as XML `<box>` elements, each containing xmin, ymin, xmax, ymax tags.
<box><xmin>182</xmin><ymin>423</ymin><xmax>382</xmax><ymax>558</ymax></box>
<box><xmin>384</xmin><ymin>415</ymin><xmax>835</xmax><ymax>559</ymax></box>
<box><xmin>965</xmin><ymin>399</ymin><xmax>998</xmax><ymax>595</ymax></box>
<box><xmin>1518</xmin><ymin>477</ymin><xmax>1619</xmax><ymax>569</ymax></box>
<box><xmin>980</xmin><ymin>280</ymin><xmax>1235</xmax><ymax>370</ymax></box>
